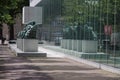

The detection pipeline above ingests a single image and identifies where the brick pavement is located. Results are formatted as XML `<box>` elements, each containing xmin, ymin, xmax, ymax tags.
<box><xmin>0</xmin><ymin>45</ymin><xmax>120</xmax><ymax>80</ymax></box>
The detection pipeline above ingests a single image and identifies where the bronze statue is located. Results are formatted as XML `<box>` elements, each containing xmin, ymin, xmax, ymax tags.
<box><xmin>17</xmin><ymin>21</ymin><xmax>37</xmax><ymax>39</ymax></box>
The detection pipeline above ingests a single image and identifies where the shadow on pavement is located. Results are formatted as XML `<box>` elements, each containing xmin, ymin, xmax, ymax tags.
<box><xmin>0</xmin><ymin>48</ymin><xmax>53</xmax><ymax>80</ymax></box>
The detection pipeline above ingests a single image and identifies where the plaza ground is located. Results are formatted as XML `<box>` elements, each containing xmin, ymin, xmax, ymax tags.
<box><xmin>0</xmin><ymin>44</ymin><xmax>120</xmax><ymax>80</ymax></box>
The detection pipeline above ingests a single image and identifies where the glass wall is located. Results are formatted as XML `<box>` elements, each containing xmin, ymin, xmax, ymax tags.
<box><xmin>38</xmin><ymin>0</ymin><xmax>120</xmax><ymax>69</ymax></box>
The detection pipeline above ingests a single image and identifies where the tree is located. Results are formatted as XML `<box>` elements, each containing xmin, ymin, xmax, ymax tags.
<box><xmin>62</xmin><ymin>0</ymin><xmax>99</xmax><ymax>40</ymax></box>
<box><xmin>0</xmin><ymin>0</ymin><xmax>18</xmax><ymax>25</ymax></box>
<box><xmin>0</xmin><ymin>0</ymin><xmax>29</xmax><ymax>39</ymax></box>
<box><xmin>0</xmin><ymin>0</ymin><xmax>29</xmax><ymax>25</ymax></box>
<box><xmin>63</xmin><ymin>0</ymin><xmax>82</xmax><ymax>24</ymax></box>
<box><xmin>99</xmin><ymin>0</ymin><xmax>120</xmax><ymax>32</ymax></box>
<box><xmin>10</xmin><ymin>0</ymin><xmax>29</xmax><ymax>39</ymax></box>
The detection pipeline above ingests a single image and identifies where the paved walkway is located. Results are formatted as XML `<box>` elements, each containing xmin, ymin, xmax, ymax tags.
<box><xmin>0</xmin><ymin>45</ymin><xmax>120</xmax><ymax>80</ymax></box>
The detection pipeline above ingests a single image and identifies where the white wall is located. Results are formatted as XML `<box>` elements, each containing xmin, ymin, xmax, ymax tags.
<box><xmin>22</xmin><ymin>7</ymin><xmax>42</xmax><ymax>24</ymax></box>
<box><xmin>30</xmin><ymin>0</ymin><xmax>41</xmax><ymax>7</ymax></box>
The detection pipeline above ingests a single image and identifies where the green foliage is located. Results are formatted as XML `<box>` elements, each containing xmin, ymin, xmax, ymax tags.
<box><xmin>63</xmin><ymin>0</ymin><xmax>82</xmax><ymax>23</ymax></box>
<box><xmin>0</xmin><ymin>0</ymin><xmax>18</xmax><ymax>24</ymax></box>
<box><xmin>1</xmin><ymin>14</ymin><xmax>14</xmax><ymax>24</ymax></box>
<box><xmin>0</xmin><ymin>0</ymin><xmax>29</xmax><ymax>25</ymax></box>
<box><xmin>63</xmin><ymin>0</ymin><xmax>120</xmax><ymax>33</ymax></box>
<box><xmin>100</xmin><ymin>0</ymin><xmax>120</xmax><ymax>24</ymax></box>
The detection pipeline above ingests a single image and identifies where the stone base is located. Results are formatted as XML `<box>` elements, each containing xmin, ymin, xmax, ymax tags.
<box><xmin>22</xmin><ymin>39</ymin><xmax>38</xmax><ymax>52</ymax></box>
<box><xmin>17</xmin><ymin>52</ymin><xmax>46</xmax><ymax>57</ymax></box>
<box><xmin>82</xmin><ymin>40</ymin><xmax>98</xmax><ymax>53</ymax></box>
<box><xmin>17</xmin><ymin>39</ymin><xmax>38</xmax><ymax>52</ymax></box>
<box><xmin>10</xmin><ymin>44</ymin><xmax>47</xmax><ymax>57</ymax></box>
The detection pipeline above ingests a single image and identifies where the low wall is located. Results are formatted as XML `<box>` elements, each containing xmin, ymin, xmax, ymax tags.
<box><xmin>61</xmin><ymin>39</ymin><xmax>97</xmax><ymax>53</ymax></box>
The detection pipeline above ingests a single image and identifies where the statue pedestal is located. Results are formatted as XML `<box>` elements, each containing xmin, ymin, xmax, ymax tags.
<box><xmin>82</xmin><ymin>40</ymin><xmax>98</xmax><ymax>53</ymax></box>
<box><xmin>16</xmin><ymin>39</ymin><xmax>46</xmax><ymax>57</ymax></box>
<box><xmin>17</xmin><ymin>39</ymin><xmax>38</xmax><ymax>52</ymax></box>
<box><xmin>17</xmin><ymin>38</ymin><xmax>23</xmax><ymax>50</ymax></box>
<box><xmin>61</xmin><ymin>39</ymin><xmax>82</xmax><ymax>52</ymax></box>
<box><xmin>23</xmin><ymin>39</ymin><xmax>38</xmax><ymax>52</ymax></box>
<box><xmin>15</xmin><ymin>22</ymin><xmax>46</xmax><ymax>57</ymax></box>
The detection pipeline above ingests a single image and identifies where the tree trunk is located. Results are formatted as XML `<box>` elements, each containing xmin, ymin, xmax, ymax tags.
<box><xmin>9</xmin><ymin>25</ymin><xmax>14</xmax><ymax>40</ymax></box>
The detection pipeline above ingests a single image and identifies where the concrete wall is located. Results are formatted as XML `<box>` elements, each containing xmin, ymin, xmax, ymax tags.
<box><xmin>61</xmin><ymin>39</ymin><xmax>97</xmax><ymax>53</ymax></box>
<box><xmin>22</xmin><ymin>7</ymin><xmax>42</xmax><ymax>24</ymax></box>
<box><xmin>23</xmin><ymin>39</ymin><xmax>38</xmax><ymax>52</ymax></box>
<box><xmin>82</xmin><ymin>40</ymin><xmax>98</xmax><ymax>53</ymax></box>
<box><xmin>17</xmin><ymin>39</ymin><xmax>38</xmax><ymax>52</ymax></box>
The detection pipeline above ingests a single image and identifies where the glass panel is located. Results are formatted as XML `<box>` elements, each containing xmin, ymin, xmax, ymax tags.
<box><xmin>38</xmin><ymin>0</ymin><xmax>120</xmax><ymax>69</ymax></box>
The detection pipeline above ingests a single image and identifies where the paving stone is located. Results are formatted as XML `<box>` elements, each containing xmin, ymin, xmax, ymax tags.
<box><xmin>0</xmin><ymin>45</ymin><xmax>120</xmax><ymax>80</ymax></box>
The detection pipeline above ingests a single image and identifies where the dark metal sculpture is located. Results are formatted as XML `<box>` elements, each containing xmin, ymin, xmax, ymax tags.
<box><xmin>17</xmin><ymin>21</ymin><xmax>37</xmax><ymax>39</ymax></box>
<box><xmin>63</xmin><ymin>23</ymin><xmax>97</xmax><ymax>40</ymax></box>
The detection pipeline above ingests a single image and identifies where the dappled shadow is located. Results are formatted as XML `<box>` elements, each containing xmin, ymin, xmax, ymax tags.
<box><xmin>0</xmin><ymin>55</ymin><xmax>54</xmax><ymax>80</ymax></box>
<box><xmin>16</xmin><ymin>77</ymin><xmax>53</xmax><ymax>80</ymax></box>
<box><xmin>0</xmin><ymin>45</ymin><xmax>9</xmax><ymax>51</ymax></box>
<box><xmin>0</xmin><ymin>70</ymin><xmax>53</xmax><ymax>80</ymax></box>
<box><xmin>0</xmin><ymin>46</ymin><xmax>53</xmax><ymax>80</ymax></box>
<box><xmin>0</xmin><ymin>45</ymin><xmax>120</xmax><ymax>80</ymax></box>
<box><xmin>0</xmin><ymin>57</ymin><xmax>31</xmax><ymax>64</ymax></box>
<box><xmin>0</xmin><ymin>57</ymin><xmax>53</xmax><ymax>80</ymax></box>
<box><xmin>0</xmin><ymin>65</ymin><xmax>40</xmax><ymax>71</ymax></box>
<box><xmin>31</xmin><ymin>59</ymin><xmax>68</xmax><ymax>63</ymax></box>
<box><xmin>15</xmin><ymin>72</ymin><xmax>53</xmax><ymax>80</ymax></box>
<box><xmin>38</xmin><ymin>65</ymin><xmax>98</xmax><ymax>71</ymax></box>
